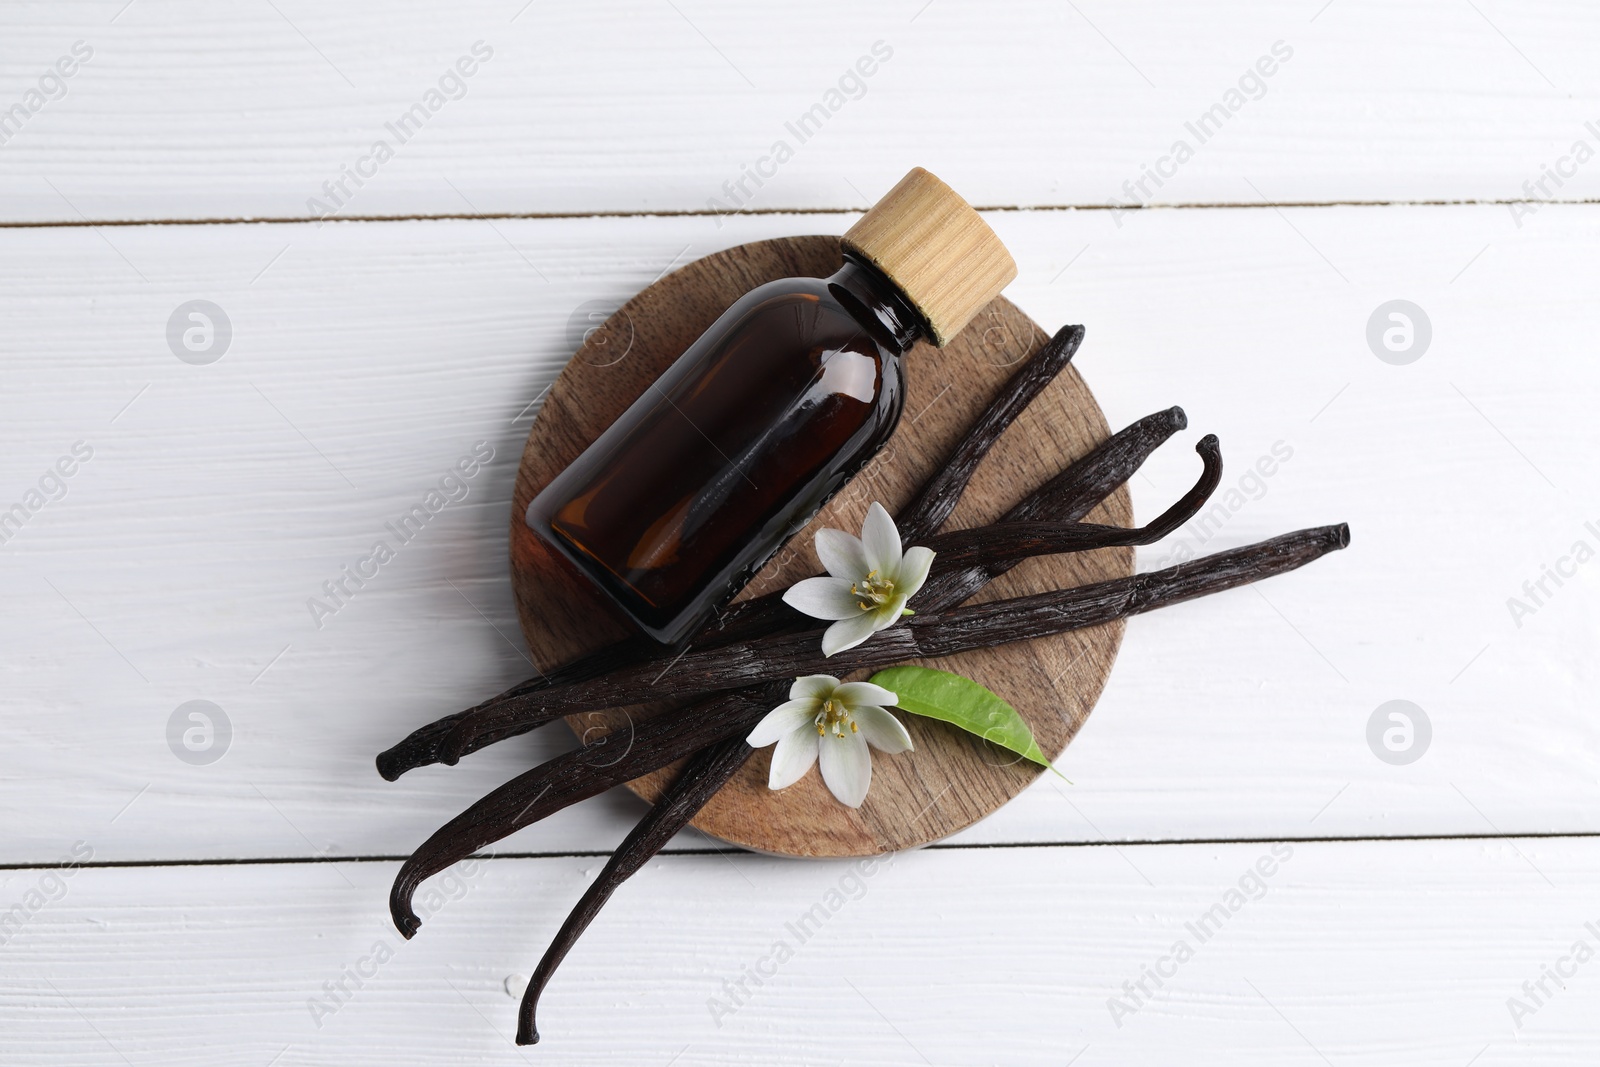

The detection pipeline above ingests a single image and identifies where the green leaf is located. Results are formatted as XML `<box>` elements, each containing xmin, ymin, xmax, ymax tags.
<box><xmin>867</xmin><ymin>665</ymin><xmax>1064</xmax><ymax>776</ymax></box>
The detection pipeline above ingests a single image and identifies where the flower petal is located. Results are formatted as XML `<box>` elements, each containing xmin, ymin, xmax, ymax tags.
<box><xmin>834</xmin><ymin>681</ymin><xmax>899</xmax><ymax>708</ymax></box>
<box><xmin>789</xmin><ymin>675</ymin><xmax>839</xmax><ymax>701</ymax></box>
<box><xmin>768</xmin><ymin>725</ymin><xmax>820</xmax><ymax>790</ymax></box>
<box><xmin>874</xmin><ymin>594</ymin><xmax>910</xmax><ymax>628</ymax></box>
<box><xmin>853</xmin><ymin>705</ymin><xmax>914</xmax><ymax>754</ymax></box>
<box><xmin>821</xmin><ymin>612</ymin><xmax>879</xmax><ymax>657</ymax></box>
<box><xmin>814</xmin><ymin>527</ymin><xmax>868</xmax><ymax>582</ymax></box>
<box><xmin>746</xmin><ymin>699</ymin><xmax>819</xmax><ymax>747</ymax></box>
<box><xmin>781</xmin><ymin>577</ymin><xmax>862</xmax><ymax>621</ymax></box>
<box><xmin>897</xmin><ymin>545</ymin><xmax>936</xmax><ymax>599</ymax></box>
<box><xmin>860</xmin><ymin>502</ymin><xmax>903</xmax><ymax>576</ymax></box>
<box><xmin>818</xmin><ymin>727</ymin><xmax>872</xmax><ymax>807</ymax></box>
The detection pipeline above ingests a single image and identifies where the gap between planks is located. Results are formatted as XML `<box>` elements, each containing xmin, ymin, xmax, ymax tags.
<box><xmin>4</xmin><ymin>830</ymin><xmax>1597</xmax><ymax>873</ymax></box>
<box><xmin>3</xmin><ymin>197</ymin><xmax>1600</xmax><ymax>230</ymax></box>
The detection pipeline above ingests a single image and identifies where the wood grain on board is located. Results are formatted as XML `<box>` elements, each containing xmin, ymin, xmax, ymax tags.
<box><xmin>511</xmin><ymin>235</ymin><xmax>1132</xmax><ymax>856</ymax></box>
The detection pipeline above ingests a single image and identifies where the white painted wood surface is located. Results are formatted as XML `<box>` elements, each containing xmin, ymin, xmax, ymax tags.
<box><xmin>4</xmin><ymin>839</ymin><xmax>1597</xmax><ymax>1064</ymax></box>
<box><xmin>0</xmin><ymin>0</ymin><xmax>1598</xmax><ymax>221</ymax></box>
<box><xmin>5</xmin><ymin>0</ymin><xmax>1600</xmax><ymax>1060</ymax></box>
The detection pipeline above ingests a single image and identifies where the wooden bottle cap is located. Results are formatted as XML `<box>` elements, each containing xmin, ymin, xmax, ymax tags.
<box><xmin>842</xmin><ymin>167</ymin><xmax>1017</xmax><ymax>346</ymax></box>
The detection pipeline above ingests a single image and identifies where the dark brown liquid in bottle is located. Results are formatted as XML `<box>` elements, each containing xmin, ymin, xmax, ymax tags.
<box><xmin>525</xmin><ymin>253</ymin><xmax>924</xmax><ymax>645</ymax></box>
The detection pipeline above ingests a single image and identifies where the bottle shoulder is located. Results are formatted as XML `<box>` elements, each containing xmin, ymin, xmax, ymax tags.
<box><xmin>742</xmin><ymin>274</ymin><xmax>834</xmax><ymax>301</ymax></box>
<box><xmin>726</xmin><ymin>275</ymin><xmax>843</xmax><ymax>321</ymax></box>
<box><xmin>716</xmin><ymin>275</ymin><xmax>903</xmax><ymax>356</ymax></box>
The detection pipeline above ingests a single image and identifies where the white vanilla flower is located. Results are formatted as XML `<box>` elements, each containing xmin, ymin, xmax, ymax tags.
<box><xmin>746</xmin><ymin>674</ymin><xmax>913</xmax><ymax>808</ymax></box>
<box><xmin>781</xmin><ymin>502</ymin><xmax>936</xmax><ymax>657</ymax></box>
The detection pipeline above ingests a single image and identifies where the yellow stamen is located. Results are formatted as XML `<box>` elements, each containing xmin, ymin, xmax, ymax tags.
<box><xmin>814</xmin><ymin>696</ymin><xmax>858</xmax><ymax>741</ymax></box>
<box><xmin>849</xmin><ymin>569</ymin><xmax>896</xmax><ymax>612</ymax></box>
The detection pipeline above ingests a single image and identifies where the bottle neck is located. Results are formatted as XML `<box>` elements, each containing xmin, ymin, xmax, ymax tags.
<box><xmin>827</xmin><ymin>252</ymin><xmax>926</xmax><ymax>354</ymax></box>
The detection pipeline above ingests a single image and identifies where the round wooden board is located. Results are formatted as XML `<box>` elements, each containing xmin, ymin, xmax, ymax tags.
<box><xmin>509</xmin><ymin>236</ymin><xmax>1133</xmax><ymax>857</ymax></box>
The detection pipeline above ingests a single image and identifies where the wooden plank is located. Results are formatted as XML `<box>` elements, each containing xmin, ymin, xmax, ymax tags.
<box><xmin>0</xmin><ymin>0</ymin><xmax>1597</xmax><ymax>221</ymax></box>
<box><xmin>1</xmin><ymin>204</ymin><xmax>1597</xmax><ymax>865</ymax></box>
<box><xmin>2</xmin><ymin>838</ymin><xmax>1595</xmax><ymax>1063</ymax></box>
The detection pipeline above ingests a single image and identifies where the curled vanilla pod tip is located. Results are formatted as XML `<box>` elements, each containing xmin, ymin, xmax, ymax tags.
<box><xmin>387</xmin><ymin>689</ymin><xmax>774</xmax><ymax>938</ymax></box>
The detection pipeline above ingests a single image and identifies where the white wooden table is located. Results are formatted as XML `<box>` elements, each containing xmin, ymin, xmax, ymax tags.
<box><xmin>4</xmin><ymin>2</ymin><xmax>1598</xmax><ymax>1062</ymax></box>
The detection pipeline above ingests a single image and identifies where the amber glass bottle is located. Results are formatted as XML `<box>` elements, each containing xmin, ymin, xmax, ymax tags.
<box><xmin>526</xmin><ymin>168</ymin><xmax>1016</xmax><ymax>644</ymax></box>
